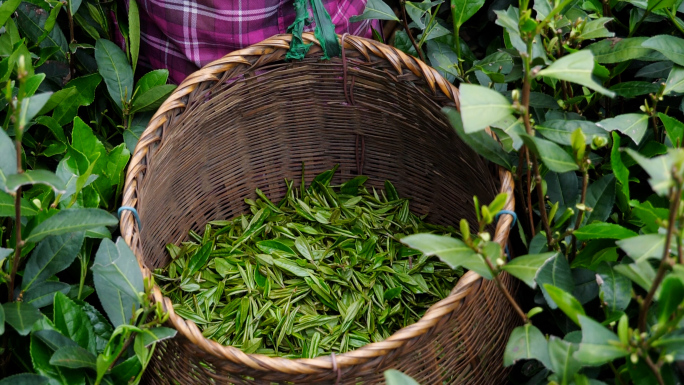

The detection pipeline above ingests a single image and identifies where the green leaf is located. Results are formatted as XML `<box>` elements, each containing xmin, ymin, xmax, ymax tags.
<box><xmin>578</xmin><ymin>17</ymin><xmax>615</xmax><ymax>40</ymax></box>
<box><xmin>139</xmin><ymin>326</ymin><xmax>177</xmax><ymax>347</ymax></box>
<box><xmin>617</xmin><ymin>233</ymin><xmax>666</xmax><ymax>263</ymax></box>
<box><xmin>30</xmin><ymin>334</ymin><xmax>84</xmax><ymax>384</ymax></box>
<box><xmin>597</xmin><ymin>114</ymin><xmax>649</xmax><ymax>144</ymax></box>
<box><xmin>452</xmin><ymin>0</ymin><xmax>485</xmax><ymax>28</ymax></box>
<box><xmin>0</xmin><ymin>128</ymin><xmax>16</xmax><ymax>191</ymax></box>
<box><xmin>384</xmin><ymin>369</ymin><xmax>420</xmax><ymax>385</ymax></box>
<box><xmin>491</xmin><ymin>115</ymin><xmax>525</xmax><ymax>151</ymax></box>
<box><xmin>81</xmin><ymin>303</ymin><xmax>113</xmax><ymax>354</ymax></box>
<box><xmin>0</xmin><ymin>0</ymin><xmax>21</xmax><ymax>27</ymax></box>
<box><xmin>660</xmin><ymin>113</ymin><xmax>684</xmax><ymax>147</ymax></box>
<box><xmin>647</xmin><ymin>0</ymin><xmax>677</xmax><ymax>10</ymax></box>
<box><xmin>4</xmin><ymin>170</ymin><xmax>66</xmax><ymax>194</ymax></box>
<box><xmin>53</xmin><ymin>292</ymin><xmax>96</xmax><ymax>354</ymax></box>
<box><xmin>95</xmin><ymin>39</ymin><xmax>134</xmax><ymax>111</ymax></box>
<box><xmin>446</xmin><ymin>108</ymin><xmax>515</xmax><ymax>169</ymax></box>
<box><xmin>458</xmin><ymin>83</ymin><xmax>514</xmax><ymax>133</ymax></box>
<box><xmin>610</xmin><ymin>81</ymin><xmax>661</xmax><ymax>99</ymax></box>
<box><xmin>536</xmin><ymin>120</ymin><xmax>609</xmax><ymax>146</ymax></box>
<box><xmin>588</xmin><ymin>37</ymin><xmax>656</xmax><ymax>63</ymax></box>
<box><xmin>19</xmin><ymin>92</ymin><xmax>52</xmax><ymax>128</ymax></box>
<box><xmin>0</xmin><ymin>190</ymin><xmax>39</xmax><ymax>217</ymax></box>
<box><xmin>22</xmin><ymin>232</ymin><xmax>85</xmax><ymax>291</ymax></box>
<box><xmin>597</xmin><ymin>263</ymin><xmax>633</xmax><ymax>312</ymax></box>
<box><xmin>664</xmin><ymin>65</ymin><xmax>684</xmax><ymax>95</ymax></box>
<box><xmin>0</xmin><ymin>304</ymin><xmax>4</xmax><ymax>335</ymax></box>
<box><xmin>130</xmin><ymin>84</ymin><xmax>175</xmax><ymax>113</ymax></box>
<box><xmin>36</xmin><ymin>87</ymin><xmax>78</xmax><ymax>117</ymax></box>
<box><xmin>544</xmin><ymin>284</ymin><xmax>586</xmax><ymax>326</ymax></box>
<box><xmin>50</xmin><ymin>346</ymin><xmax>97</xmax><ymax>369</ymax></box>
<box><xmin>535</xmin><ymin>253</ymin><xmax>574</xmax><ymax>309</ymax></box>
<box><xmin>0</xmin><ymin>373</ymin><xmax>48</xmax><ymax>385</ymax></box>
<box><xmin>520</xmin><ymin>134</ymin><xmax>579</xmax><ymax>172</ymax></box>
<box><xmin>2</xmin><ymin>301</ymin><xmax>41</xmax><ymax>336</ymax></box>
<box><xmin>536</xmin><ymin>51</ymin><xmax>615</xmax><ymax>96</ymax></box>
<box><xmin>642</xmin><ymin>35</ymin><xmax>684</xmax><ymax>66</ymax></box>
<box><xmin>401</xmin><ymin>233</ymin><xmax>492</xmax><ymax>279</ymax></box>
<box><xmin>500</xmin><ymin>252</ymin><xmax>556</xmax><ymax>288</ymax></box>
<box><xmin>25</xmin><ymin>208</ymin><xmax>118</xmax><ymax>243</ymax></box>
<box><xmin>349</xmin><ymin>0</ymin><xmax>400</xmax><ymax>21</ymax></box>
<box><xmin>612</xmin><ymin>132</ymin><xmax>630</xmax><ymax>202</ymax></box>
<box><xmin>53</xmin><ymin>74</ymin><xmax>102</xmax><ymax>125</ymax></box>
<box><xmin>24</xmin><ymin>281</ymin><xmax>71</xmax><ymax>308</ymax></box>
<box><xmin>573</xmin><ymin>223</ymin><xmax>637</xmax><ymax>240</ymax></box>
<box><xmin>504</xmin><ymin>324</ymin><xmax>552</xmax><ymax>368</ymax></box>
<box><xmin>657</xmin><ymin>275</ymin><xmax>684</xmax><ymax>324</ymax></box>
<box><xmin>632</xmin><ymin>201</ymin><xmax>668</xmax><ymax>233</ymax></box>
<box><xmin>129</xmin><ymin>0</ymin><xmax>140</xmax><ymax>73</ymax></box>
<box><xmin>186</xmin><ymin>241</ymin><xmax>213</xmax><ymax>276</ymax></box>
<box><xmin>614</xmin><ymin>260</ymin><xmax>656</xmax><ymax>291</ymax></box>
<box><xmin>134</xmin><ymin>70</ymin><xmax>169</xmax><ymax>96</ymax></box>
<box><xmin>92</xmin><ymin>237</ymin><xmax>143</xmax><ymax>327</ymax></box>
<box><xmin>584</xmin><ymin>174</ymin><xmax>616</xmax><ymax>225</ymax></box>
<box><xmin>575</xmin><ymin>315</ymin><xmax>629</xmax><ymax>365</ymax></box>
<box><xmin>548</xmin><ymin>337</ymin><xmax>582</xmax><ymax>384</ymax></box>
<box><xmin>636</xmin><ymin>61</ymin><xmax>673</xmax><ymax>78</ymax></box>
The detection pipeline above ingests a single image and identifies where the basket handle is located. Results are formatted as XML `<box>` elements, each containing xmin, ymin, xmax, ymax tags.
<box><xmin>286</xmin><ymin>0</ymin><xmax>341</xmax><ymax>60</ymax></box>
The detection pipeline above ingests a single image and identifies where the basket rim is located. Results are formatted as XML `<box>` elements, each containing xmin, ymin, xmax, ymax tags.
<box><xmin>120</xmin><ymin>32</ymin><xmax>516</xmax><ymax>376</ymax></box>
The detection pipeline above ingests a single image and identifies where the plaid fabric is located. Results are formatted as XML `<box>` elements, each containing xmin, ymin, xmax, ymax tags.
<box><xmin>130</xmin><ymin>0</ymin><xmax>379</xmax><ymax>84</ymax></box>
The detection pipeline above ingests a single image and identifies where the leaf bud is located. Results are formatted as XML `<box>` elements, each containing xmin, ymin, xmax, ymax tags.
<box><xmin>665</xmin><ymin>354</ymin><xmax>675</xmax><ymax>363</ymax></box>
<box><xmin>630</xmin><ymin>352</ymin><xmax>638</xmax><ymax>364</ymax></box>
<box><xmin>591</xmin><ymin>135</ymin><xmax>609</xmax><ymax>150</ymax></box>
<box><xmin>496</xmin><ymin>258</ymin><xmax>505</xmax><ymax>266</ymax></box>
<box><xmin>460</xmin><ymin>218</ymin><xmax>471</xmax><ymax>241</ymax></box>
<box><xmin>511</xmin><ymin>89</ymin><xmax>520</xmax><ymax>101</ymax></box>
<box><xmin>479</xmin><ymin>232</ymin><xmax>491</xmax><ymax>242</ymax></box>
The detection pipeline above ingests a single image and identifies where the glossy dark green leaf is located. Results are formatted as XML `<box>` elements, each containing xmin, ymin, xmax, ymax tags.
<box><xmin>187</xmin><ymin>241</ymin><xmax>213</xmax><ymax>275</ymax></box>
<box><xmin>26</xmin><ymin>208</ymin><xmax>117</xmax><ymax>243</ymax></box>
<box><xmin>597</xmin><ymin>263</ymin><xmax>632</xmax><ymax>312</ymax></box>
<box><xmin>452</xmin><ymin>0</ymin><xmax>485</xmax><ymax>28</ymax></box>
<box><xmin>584</xmin><ymin>174</ymin><xmax>616</xmax><ymax>225</ymax></box>
<box><xmin>349</xmin><ymin>0</ymin><xmax>400</xmax><ymax>21</ymax></box>
<box><xmin>521</xmin><ymin>134</ymin><xmax>579</xmax><ymax>172</ymax></box>
<box><xmin>49</xmin><ymin>346</ymin><xmax>97</xmax><ymax>369</ymax></box>
<box><xmin>447</xmin><ymin>108</ymin><xmax>515</xmax><ymax>170</ymax></box>
<box><xmin>504</xmin><ymin>324</ymin><xmax>551</xmax><ymax>368</ymax></box>
<box><xmin>575</xmin><ymin>315</ymin><xmax>628</xmax><ymax>365</ymax></box>
<box><xmin>0</xmin><ymin>373</ymin><xmax>49</xmax><ymax>385</ymax></box>
<box><xmin>0</xmin><ymin>190</ymin><xmax>39</xmax><ymax>217</ymax></box>
<box><xmin>536</xmin><ymin>254</ymin><xmax>574</xmax><ymax>309</ymax></box>
<box><xmin>643</xmin><ymin>35</ymin><xmax>684</xmax><ymax>66</ymax></box>
<box><xmin>548</xmin><ymin>337</ymin><xmax>581</xmax><ymax>383</ymax></box>
<box><xmin>660</xmin><ymin>113</ymin><xmax>684</xmax><ymax>147</ymax></box>
<box><xmin>501</xmin><ymin>252</ymin><xmax>556</xmax><ymax>288</ymax></box>
<box><xmin>129</xmin><ymin>0</ymin><xmax>140</xmax><ymax>72</ymax></box>
<box><xmin>81</xmin><ymin>303</ymin><xmax>113</xmax><ymax>354</ymax></box>
<box><xmin>130</xmin><ymin>84</ymin><xmax>175</xmax><ymax>113</ymax></box>
<box><xmin>53</xmin><ymin>74</ymin><xmax>102</xmax><ymax>125</ymax></box>
<box><xmin>53</xmin><ymin>292</ymin><xmax>96</xmax><ymax>354</ymax></box>
<box><xmin>24</xmin><ymin>281</ymin><xmax>71</xmax><ymax>308</ymax></box>
<box><xmin>536</xmin><ymin>120</ymin><xmax>608</xmax><ymax>146</ymax></box>
<box><xmin>636</xmin><ymin>61</ymin><xmax>673</xmax><ymax>78</ymax></box>
<box><xmin>610</xmin><ymin>81</ymin><xmax>661</xmax><ymax>98</ymax></box>
<box><xmin>135</xmin><ymin>70</ymin><xmax>169</xmax><ymax>96</ymax></box>
<box><xmin>2</xmin><ymin>301</ymin><xmax>41</xmax><ymax>336</ymax></box>
<box><xmin>95</xmin><ymin>39</ymin><xmax>134</xmax><ymax>110</ymax></box>
<box><xmin>92</xmin><ymin>237</ymin><xmax>143</xmax><ymax>327</ymax></box>
<box><xmin>22</xmin><ymin>232</ymin><xmax>85</xmax><ymax>291</ymax></box>
<box><xmin>656</xmin><ymin>275</ymin><xmax>684</xmax><ymax>324</ymax></box>
<box><xmin>587</xmin><ymin>37</ymin><xmax>656</xmax><ymax>63</ymax></box>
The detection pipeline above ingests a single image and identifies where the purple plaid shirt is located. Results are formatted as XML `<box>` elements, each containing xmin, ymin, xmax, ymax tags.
<box><xmin>132</xmin><ymin>0</ymin><xmax>378</xmax><ymax>84</ymax></box>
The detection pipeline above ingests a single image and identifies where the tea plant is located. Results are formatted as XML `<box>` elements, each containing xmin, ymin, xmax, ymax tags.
<box><xmin>356</xmin><ymin>0</ymin><xmax>684</xmax><ymax>383</ymax></box>
<box><xmin>0</xmin><ymin>0</ymin><xmax>175</xmax><ymax>382</ymax></box>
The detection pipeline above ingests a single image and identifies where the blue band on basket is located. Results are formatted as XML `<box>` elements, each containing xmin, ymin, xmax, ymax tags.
<box><xmin>118</xmin><ymin>206</ymin><xmax>142</xmax><ymax>230</ymax></box>
<box><xmin>495</xmin><ymin>210</ymin><xmax>517</xmax><ymax>229</ymax></box>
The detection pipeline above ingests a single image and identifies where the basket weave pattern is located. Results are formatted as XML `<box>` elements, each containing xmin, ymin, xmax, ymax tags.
<box><xmin>121</xmin><ymin>33</ymin><xmax>519</xmax><ymax>384</ymax></box>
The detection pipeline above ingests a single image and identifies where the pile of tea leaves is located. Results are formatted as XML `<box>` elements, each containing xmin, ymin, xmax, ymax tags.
<box><xmin>154</xmin><ymin>166</ymin><xmax>463</xmax><ymax>358</ymax></box>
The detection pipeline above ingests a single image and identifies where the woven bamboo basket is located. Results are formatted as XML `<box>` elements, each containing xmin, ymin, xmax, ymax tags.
<box><xmin>120</xmin><ymin>33</ymin><xmax>519</xmax><ymax>384</ymax></box>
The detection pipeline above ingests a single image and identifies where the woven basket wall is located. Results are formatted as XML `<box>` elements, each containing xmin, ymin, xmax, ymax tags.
<box><xmin>120</xmin><ymin>33</ymin><xmax>520</xmax><ymax>384</ymax></box>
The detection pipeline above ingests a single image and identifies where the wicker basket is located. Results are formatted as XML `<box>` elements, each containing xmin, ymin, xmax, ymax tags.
<box><xmin>121</xmin><ymin>33</ymin><xmax>519</xmax><ymax>384</ymax></box>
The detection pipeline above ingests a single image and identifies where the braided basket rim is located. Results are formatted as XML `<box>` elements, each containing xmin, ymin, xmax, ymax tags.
<box><xmin>120</xmin><ymin>32</ymin><xmax>516</xmax><ymax>375</ymax></box>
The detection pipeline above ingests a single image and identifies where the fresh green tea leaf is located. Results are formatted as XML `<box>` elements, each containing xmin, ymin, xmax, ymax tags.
<box><xmin>458</xmin><ymin>84</ymin><xmax>514</xmax><ymax>133</ymax></box>
<box><xmin>2</xmin><ymin>301</ymin><xmax>41</xmax><ymax>336</ymax></box>
<box><xmin>536</xmin><ymin>51</ymin><xmax>615</xmax><ymax>96</ymax></box>
<box><xmin>573</xmin><ymin>223</ymin><xmax>637</xmax><ymax>241</ymax></box>
<box><xmin>25</xmin><ymin>208</ymin><xmax>117</xmax><ymax>243</ymax></box>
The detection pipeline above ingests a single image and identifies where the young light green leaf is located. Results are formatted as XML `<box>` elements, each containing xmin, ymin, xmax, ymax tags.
<box><xmin>500</xmin><ymin>252</ymin><xmax>557</xmax><ymax>289</ymax></box>
<box><xmin>617</xmin><ymin>234</ymin><xmax>666</xmax><ymax>262</ymax></box>
<box><xmin>536</xmin><ymin>253</ymin><xmax>574</xmax><ymax>309</ymax></box>
<box><xmin>657</xmin><ymin>275</ymin><xmax>684</xmax><ymax>324</ymax></box>
<box><xmin>401</xmin><ymin>233</ymin><xmax>492</xmax><ymax>279</ymax></box>
<box><xmin>0</xmin><ymin>0</ymin><xmax>21</xmax><ymax>27</ymax></box>
<box><xmin>53</xmin><ymin>74</ymin><xmax>103</xmax><ymax>125</ymax></box>
<box><xmin>452</xmin><ymin>0</ymin><xmax>486</xmax><ymax>28</ymax></box>
<box><xmin>22</xmin><ymin>232</ymin><xmax>85</xmax><ymax>291</ymax></box>
<box><xmin>92</xmin><ymin>237</ymin><xmax>144</xmax><ymax>327</ymax></box>
<box><xmin>446</xmin><ymin>108</ymin><xmax>515</xmax><ymax>169</ymax></box>
<box><xmin>19</xmin><ymin>92</ymin><xmax>52</xmax><ymax>128</ymax></box>
<box><xmin>520</xmin><ymin>134</ymin><xmax>579</xmax><ymax>172</ymax></box>
<box><xmin>588</xmin><ymin>37</ymin><xmax>655</xmax><ymax>63</ymax></box>
<box><xmin>49</xmin><ymin>346</ymin><xmax>97</xmax><ymax>369</ymax></box>
<box><xmin>548</xmin><ymin>337</ymin><xmax>582</xmax><ymax>384</ymax></box>
<box><xmin>24</xmin><ymin>281</ymin><xmax>71</xmax><ymax>308</ymax></box>
<box><xmin>642</xmin><ymin>35</ymin><xmax>684</xmax><ymax>67</ymax></box>
<box><xmin>575</xmin><ymin>315</ymin><xmax>629</xmax><ymax>365</ymax></box>
<box><xmin>458</xmin><ymin>83</ymin><xmax>514</xmax><ymax>133</ymax></box>
<box><xmin>4</xmin><ymin>170</ymin><xmax>66</xmax><ymax>194</ymax></box>
<box><xmin>2</xmin><ymin>301</ymin><xmax>41</xmax><ymax>336</ymax></box>
<box><xmin>660</xmin><ymin>113</ymin><xmax>684</xmax><ymax>147</ymax></box>
<box><xmin>504</xmin><ymin>324</ymin><xmax>552</xmax><ymax>368</ymax></box>
<box><xmin>384</xmin><ymin>369</ymin><xmax>420</xmax><ymax>385</ymax></box>
<box><xmin>25</xmin><ymin>208</ymin><xmax>118</xmax><ymax>243</ymax></box>
<box><xmin>134</xmin><ymin>70</ymin><xmax>169</xmax><ymax>96</ymax></box>
<box><xmin>536</xmin><ymin>51</ymin><xmax>615</xmax><ymax>96</ymax></box>
<box><xmin>664</xmin><ymin>65</ymin><xmax>684</xmax><ymax>95</ymax></box>
<box><xmin>578</xmin><ymin>17</ymin><xmax>614</xmax><ymax>40</ymax></box>
<box><xmin>647</xmin><ymin>0</ymin><xmax>677</xmax><ymax>10</ymax></box>
<box><xmin>573</xmin><ymin>223</ymin><xmax>637</xmax><ymax>241</ymax></box>
<box><xmin>129</xmin><ymin>0</ymin><xmax>140</xmax><ymax>73</ymax></box>
<box><xmin>597</xmin><ymin>114</ymin><xmax>649</xmax><ymax>144</ymax></box>
<box><xmin>349</xmin><ymin>0</ymin><xmax>400</xmax><ymax>21</ymax></box>
<box><xmin>95</xmin><ymin>39</ymin><xmax>134</xmax><ymax>111</ymax></box>
<box><xmin>130</xmin><ymin>84</ymin><xmax>175</xmax><ymax>113</ymax></box>
<box><xmin>544</xmin><ymin>284</ymin><xmax>586</xmax><ymax>326</ymax></box>
<box><xmin>0</xmin><ymin>128</ymin><xmax>16</xmax><ymax>191</ymax></box>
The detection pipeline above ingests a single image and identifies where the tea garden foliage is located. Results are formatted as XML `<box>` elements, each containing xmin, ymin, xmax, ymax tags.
<box><xmin>353</xmin><ymin>0</ymin><xmax>684</xmax><ymax>384</ymax></box>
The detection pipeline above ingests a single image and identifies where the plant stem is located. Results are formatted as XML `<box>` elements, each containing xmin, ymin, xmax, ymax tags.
<box><xmin>417</xmin><ymin>3</ymin><xmax>442</xmax><ymax>48</ymax></box>
<box><xmin>67</xmin><ymin>6</ymin><xmax>75</xmax><ymax>80</ymax></box>
<box><xmin>8</xmin><ymin>140</ymin><xmax>22</xmax><ymax>302</ymax></box>
<box><xmin>533</xmin><ymin>157</ymin><xmax>553</xmax><ymax>247</ymax></box>
<box><xmin>569</xmin><ymin>168</ymin><xmax>589</xmax><ymax>261</ymax></box>
<box><xmin>666</xmin><ymin>9</ymin><xmax>684</xmax><ymax>36</ymax></box>
<box><xmin>484</xmin><ymin>258</ymin><xmax>528</xmax><ymax>323</ymax></box>
<box><xmin>628</xmin><ymin>9</ymin><xmax>650</xmax><ymax>38</ymax></box>
<box><xmin>525</xmin><ymin>149</ymin><xmax>535</xmax><ymax>237</ymax></box>
<box><xmin>400</xmin><ymin>1</ymin><xmax>425</xmax><ymax>62</ymax></box>
<box><xmin>644</xmin><ymin>355</ymin><xmax>665</xmax><ymax>385</ymax></box>
<box><xmin>639</xmin><ymin>184</ymin><xmax>682</xmax><ymax>333</ymax></box>
<box><xmin>609</xmin><ymin>362</ymin><xmax>627</xmax><ymax>385</ymax></box>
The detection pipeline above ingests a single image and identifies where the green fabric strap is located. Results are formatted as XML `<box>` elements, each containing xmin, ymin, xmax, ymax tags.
<box><xmin>286</xmin><ymin>0</ymin><xmax>341</xmax><ymax>61</ymax></box>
